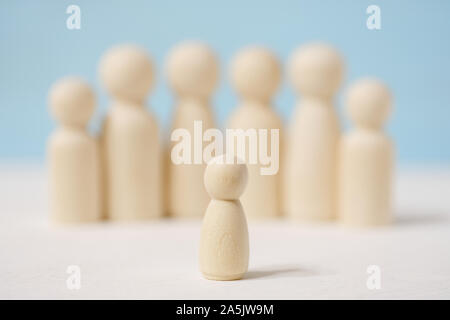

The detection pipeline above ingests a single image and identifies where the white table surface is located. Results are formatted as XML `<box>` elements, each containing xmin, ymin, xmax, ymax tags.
<box><xmin>1</xmin><ymin>165</ymin><xmax>449</xmax><ymax>299</ymax></box>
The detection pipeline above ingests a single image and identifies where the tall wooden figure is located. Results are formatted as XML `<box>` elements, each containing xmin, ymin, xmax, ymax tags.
<box><xmin>228</xmin><ymin>46</ymin><xmax>283</xmax><ymax>219</ymax></box>
<box><xmin>99</xmin><ymin>45</ymin><xmax>162</xmax><ymax>220</ymax></box>
<box><xmin>200</xmin><ymin>155</ymin><xmax>249</xmax><ymax>281</ymax></box>
<box><xmin>48</xmin><ymin>77</ymin><xmax>101</xmax><ymax>224</ymax></box>
<box><xmin>339</xmin><ymin>78</ymin><xmax>393</xmax><ymax>226</ymax></box>
<box><xmin>166</xmin><ymin>41</ymin><xmax>219</xmax><ymax>218</ymax></box>
<box><xmin>285</xmin><ymin>43</ymin><xmax>344</xmax><ymax>222</ymax></box>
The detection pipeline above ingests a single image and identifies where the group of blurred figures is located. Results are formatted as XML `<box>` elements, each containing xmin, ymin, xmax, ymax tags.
<box><xmin>47</xmin><ymin>41</ymin><xmax>393</xmax><ymax>227</ymax></box>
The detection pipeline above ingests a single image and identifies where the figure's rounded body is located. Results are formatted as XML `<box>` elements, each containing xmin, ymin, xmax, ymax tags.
<box><xmin>285</xmin><ymin>99</ymin><xmax>339</xmax><ymax>221</ymax></box>
<box><xmin>168</xmin><ymin>98</ymin><xmax>214</xmax><ymax>218</ymax></box>
<box><xmin>228</xmin><ymin>102</ymin><xmax>282</xmax><ymax>219</ymax></box>
<box><xmin>200</xmin><ymin>199</ymin><xmax>249</xmax><ymax>280</ymax></box>
<box><xmin>49</xmin><ymin>129</ymin><xmax>101</xmax><ymax>223</ymax></box>
<box><xmin>103</xmin><ymin>103</ymin><xmax>161</xmax><ymax>220</ymax></box>
<box><xmin>339</xmin><ymin>130</ymin><xmax>393</xmax><ymax>226</ymax></box>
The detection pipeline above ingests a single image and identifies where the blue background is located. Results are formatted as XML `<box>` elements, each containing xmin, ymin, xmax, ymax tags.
<box><xmin>1</xmin><ymin>0</ymin><xmax>449</xmax><ymax>165</ymax></box>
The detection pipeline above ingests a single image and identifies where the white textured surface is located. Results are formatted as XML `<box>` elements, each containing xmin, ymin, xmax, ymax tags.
<box><xmin>1</xmin><ymin>165</ymin><xmax>450</xmax><ymax>299</ymax></box>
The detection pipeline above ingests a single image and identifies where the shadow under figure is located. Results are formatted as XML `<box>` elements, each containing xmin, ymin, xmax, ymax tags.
<box><xmin>244</xmin><ymin>265</ymin><xmax>321</xmax><ymax>280</ymax></box>
<box><xmin>395</xmin><ymin>210</ymin><xmax>448</xmax><ymax>227</ymax></box>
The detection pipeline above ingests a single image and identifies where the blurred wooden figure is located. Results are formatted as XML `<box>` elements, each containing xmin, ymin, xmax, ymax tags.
<box><xmin>48</xmin><ymin>77</ymin><xmax>101</xmax><ymax>224</ymax></box>
<box><xmin>227</xmin><ymin>46</ymin><xmax>283</xmax><ymax>219</ymax></box>
<box><xmin>166</xmin><ymin>41</ymin><xmax>219</xmax><ymax>218</ymax></box>
<box><xmin>99</xmin><ymin>44</ymin><xmax>162</xmax><ymax>220</ymax></box>
<box><xmin>339</xmin><ymin>78</ymin><xmax>394</xmax><ymax>226</ymax></box>
<box><xmin>285</xmin><ymin>43</ymin><xmax>344</xmax><ymax>222</ymax></box>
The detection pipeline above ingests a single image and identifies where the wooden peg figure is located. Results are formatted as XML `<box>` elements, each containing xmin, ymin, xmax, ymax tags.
<box><xmin>339</xmin><ymin>78</ymin><xmax>394</xmax><ymax>226</ymax></box>
<box><xmin>48</xmin><ymin>77</ymin><xmax>101</xmax><ymax>224</ymax></box>
<box><xmin>99</xmin><ymin>44</ymin><xmax>162</xmax><ymax>220</ymax></box>
<box><xmin>227</xmin><ymin>46</ymin><xmax>283</xmax><ymax>219</ymax></box>
<box><xmin>285</xmin><ymin>43</ymin><xmax>344</xmax><ymax>222</ymax></box>
<box><xmin>166</xmin><ymin>41</ymin><xmax>219</xmax><ymax>218</ymax></box>
<box><xmin>200</xmin><ymin>155</ymin><xmax>249</xmax><ymax>281</ymax></box>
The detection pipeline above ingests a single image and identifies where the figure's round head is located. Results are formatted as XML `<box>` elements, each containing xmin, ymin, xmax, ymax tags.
<box><xmin>166</xmin><ymin>41</ymin><xmax>219</xmax><ymax>98</ymax></box>
<box><xmin>346</xmin><ymin>78</ymin><xmax>392</xmax><ymax>129</ymax></box>
<box><xmin>230</xmin><ymin>46</ymin><xmax>281</xmax><ymax>102</ymax></box>
<box><xmin>48</xmin><ymin>77</ymin><xmax>95</xmax><ymax>127</ymax></box>
<box><xmin>288</xmin><ymin>42</ymin><xmax>344</xmax><ymax>98</ymax></box>
<box><xmin>204</xmin><ymin>154</ymin><xmax>248</xmax><ymax>200</ymax></box>
<box><xmin>99</xmin><ymin>44</ymin><xmax>154</xmax><ymax>102</ymax></box>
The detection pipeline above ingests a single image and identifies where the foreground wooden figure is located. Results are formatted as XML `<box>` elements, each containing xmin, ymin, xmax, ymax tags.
<box><xmin>48</xmin><ymin>77</ymin><xmax>101</xmax><ymax>223</ymax></box>
<box><xmin>199</xmin><ymin>155</ymin><xmax>249</xmax><ymax>280</ymax></box>
<box><xmin>339</xmin><ymin>78</ymin><xmax>394</xmax><ymax>226</ymax></box>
